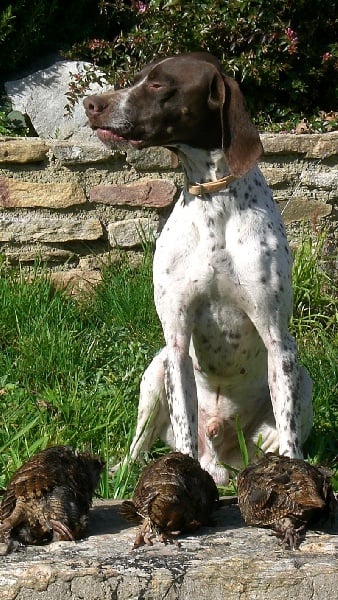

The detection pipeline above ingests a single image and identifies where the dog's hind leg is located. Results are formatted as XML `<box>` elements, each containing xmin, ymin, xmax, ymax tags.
<box><xmin>128</xmin><ymin>349</ymin><xmax>172</xmax><ymax>462</ymax></box>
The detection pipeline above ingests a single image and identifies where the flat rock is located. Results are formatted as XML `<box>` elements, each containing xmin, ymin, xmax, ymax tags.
<box><xmin>90</xmin><ymin>178</ymin><xmax>176</xmax><ymax>208</ymax></box>
<box><xmin>0</xmin><ymin>138</ymin><xmax>48</xmax><ymax>163</ymax></box>
<box><xmin>0</xmin><ymin>216</ymin><xmax>102</xmax><ymax>243</ymax></box>
<box><xmin>0</xmin><ymin>500</ymin><xmax>337</xmax><ymax>600</ymax></box>
<box><xmin>5</xmin><ymin>61</ymin><xmax>111</xmax><ymax>141</ymax></box>
<box><xmin>107</xmin><ymin>217</ymin><xmax>160</xmax><ymax>248</ymax></box>
<box><xmin>0</xmin><ymin>177</ymin><xmax>86</xmax><ymax>208</ymax></box>
<box><xmin>49</xmin><ymin>269</ymin><xmax>102</xmax><ymax>295</ymax></box>
<box><xmin>261</xmin><ymin>131</ymin><xmax>338</xmax><ymax>158</ymax></box>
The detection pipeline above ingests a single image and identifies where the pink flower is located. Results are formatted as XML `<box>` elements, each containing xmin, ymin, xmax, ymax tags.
<box><xmin>88</xmin><ymin>39</ymin><xmax>109</xmax><ymax>51</ymax></box>
<box><xmin>285</xmin><ymin>27</ymin><xmax>297</xmax><ymax>42</ymax></box>
<box><xmin>322</xmin><ymin>52</ymin><xmax>332</xmax><ymax>62</ymax></box>
<box><xmin>131</xmin><ymin>1</ymin><xmax>148</xmax><ymax>12</ymax></box>
<box><xmin>284</xmin><ymin>27</ymin><xmax>299</xmax><ymax>55</ymax></box>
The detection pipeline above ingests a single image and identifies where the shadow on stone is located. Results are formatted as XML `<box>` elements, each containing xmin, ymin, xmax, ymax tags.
<box><xmin>0</xmin><ymin>499</ymin><xmax>337</xmax><ymax>600</ymax></box>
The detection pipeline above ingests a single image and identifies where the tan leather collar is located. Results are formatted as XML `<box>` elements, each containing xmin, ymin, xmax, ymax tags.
<box><xmin>188</xmin><ymin>174</ymin><xmax>237</xmax><ymax>196</ymax></box>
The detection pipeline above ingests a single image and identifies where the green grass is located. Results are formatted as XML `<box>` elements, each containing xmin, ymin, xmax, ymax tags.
<box><xmin>291</xmin><ymin>228</ymin><xmax>337</xmax><ymax>335</ymax></box>
<box><xmin>0</xmin><ymin>231</ymin><xmax>337</xmax><ymax>497</ymax></box>
<box><xmin>290</xmin><ymin>228</ymin><xmax>338</xmax><ymax>489</ymax></box>
<box><xmin>0</xmin><ymin>251</ymin><xmax>163</xmax><ymax>497</ymax></box>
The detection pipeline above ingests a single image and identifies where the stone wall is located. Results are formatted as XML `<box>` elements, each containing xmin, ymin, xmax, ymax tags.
<box><xmin>0</xmin><ymin>132</ymin><xmax>337</xmax><ymax>283</ymax></box>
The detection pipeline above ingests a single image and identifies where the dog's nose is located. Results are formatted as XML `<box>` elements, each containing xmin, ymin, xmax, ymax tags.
<box><xmin>83</xmin><ymin>95</ymin><xmax>108</xmax><ymax>115</ymax></box>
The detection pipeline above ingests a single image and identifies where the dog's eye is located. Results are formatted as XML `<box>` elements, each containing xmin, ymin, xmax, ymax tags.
<box><xmin>148</xmin><ymin>82</ymin><xmax>164</xmax><ymax>90</ymax></box>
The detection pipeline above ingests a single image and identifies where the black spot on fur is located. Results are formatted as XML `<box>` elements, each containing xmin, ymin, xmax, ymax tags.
<box><xmin>229</xmin><ymin>331</ymin><xmax>241</xmax><ymax>340</ymax></box>
<box><xmin>290</xmin><ymin>415</ymin><xmax>296</xmax><ymax>432</ymax></box>
<box><xmin>282</xmin><ymin>358</ymin><xmax>294</xmax><ymax>374</ymax></box>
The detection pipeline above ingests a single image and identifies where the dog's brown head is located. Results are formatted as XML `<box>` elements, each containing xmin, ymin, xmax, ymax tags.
<box><xmin>83</xmin><ymin>52</ymin><xmax>262</xmax><ymax>177</ymax></box>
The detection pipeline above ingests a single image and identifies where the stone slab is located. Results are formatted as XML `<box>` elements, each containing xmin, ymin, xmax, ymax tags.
<box><xmin>0</xmin><ymin>177</ymin><xmax>86</xmax><ymax>208</ymax></box>
<box><xmin>90</xmin><ymin>178</ymin><xmax>176</xmax><ymax>208</ymax></box>
<box><xmin>300</xmin><ymin>170</ymin><xmax>338</xmax><ymax>192</ymax></box>
<box><xmin>0</xmin><ymin>217</ymin><xmax>103</xmax><ymax>243</ymax></box>
<box><xmin>261</xmin><ymin>131</ymin><xmax>338</xmax><ymax>158</ymax></box>
<box><xmin>280</xmin><ymin>196</ymin><xmax>332</xmax><ymax>224</ymax></box>
<box><xmin>107</xmin><ymin>217</ymin><xmax>160</xmax><ymax>248</ymax></box>
<box><xmin>126</xmin><ymin>147</ymin><xmax>178</xmax><ymax>170</ymax></box>
<box><xmin>0</xmin><ymin>500</ymin><xmax>337</xmax><ymax>600</ymax></box>
<box><xmin>49</xmin><ymin>141</ymin><xmax>115</xmax><ymax>165</ymax></box>
<box><xmin>0</xmin><ymin>138</ymin><xmax>48</xmax><ymax>164</ymax></box>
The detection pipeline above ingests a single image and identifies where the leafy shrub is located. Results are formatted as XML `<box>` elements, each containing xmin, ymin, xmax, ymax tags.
<box><xmin>65</xmin><ymin>0</ymin><xmax>338</xmax><ymax>122</ymax></box>
<box><xmin>1</xmin><ymin>1</ymin><xmax>337</xmax><ymax>129</ymax></box>
<box><xmin>0</xmin><ymin>1</ymin><xmax>59</xmax><ymax>76</ymax></box>
<box><xmin>0</xmin><ymin>1</ymin><xmax>134</xmax><ymax>77</ymax></box>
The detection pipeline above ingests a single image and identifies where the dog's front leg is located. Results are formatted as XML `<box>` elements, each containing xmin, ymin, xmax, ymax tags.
<box><xmin>266</xmin><ymin>333</ymin><xmax>308</xmax><ymax>458</ymax></box>
<box><xmin>153</xmin><ymin>217</ymin><xmax>200</xmax><ymax>458</ymax></box>
<box><xmin>241</xmin><ymin>288</ymin><xmax>312</xmax><ymax>459</ymax></box>
<box><xmin>163</xmin><ymin>335</ymin><xmax>199</xmax><ymax>458</ymax></box>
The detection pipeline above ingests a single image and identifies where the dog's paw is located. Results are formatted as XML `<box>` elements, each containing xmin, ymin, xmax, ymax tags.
<box><xmin>200</xmin><ymin>458</ymin><xmax>230</xmax><ymax>486</ymax></box>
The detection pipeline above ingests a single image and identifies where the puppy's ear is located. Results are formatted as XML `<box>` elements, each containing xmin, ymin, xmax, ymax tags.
<box><xmin>222</xmin><ymin>74</ymin><xmax>263</xmax><ymax>176</ymax></box>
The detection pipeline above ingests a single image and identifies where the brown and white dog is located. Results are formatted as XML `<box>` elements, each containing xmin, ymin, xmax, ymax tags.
<box><xmin>84</xmin><ymin>53</ymin><xmax>313</xmax><ymax>484</ymax></box>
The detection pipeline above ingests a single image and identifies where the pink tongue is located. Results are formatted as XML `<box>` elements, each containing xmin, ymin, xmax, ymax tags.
<box><xmin>97</xmin><ymin>128</ymin><xmax>126</xmax><ymax>143</ymax></box>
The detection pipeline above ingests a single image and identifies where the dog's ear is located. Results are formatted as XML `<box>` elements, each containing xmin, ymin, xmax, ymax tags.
<box><xmin>222</xmin><ymin>74</ymin><xmax>263</xmax><ymax>176</ymax></box>
<box><xmin>208</xmin><ymin>69</ymin><xmax>226</xmax><ymax>112</ymax></box>
<box><xmin>208</xmin><ymin>71</ymin><xmax>263</xmax><ymax>176</ymax></box>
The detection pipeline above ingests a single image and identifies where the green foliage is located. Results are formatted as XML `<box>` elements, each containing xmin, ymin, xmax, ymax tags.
<box><xmin>64</xmin><ymin>0</ymin><xmax>337</xmax><ymax>122</ymax></box>
<box><xmin>255</xmin><ymin>110</ymin><xmax>338</xmax><ymax>134</ymax></box>
<box><xmin>291</xmin><ymin>226</ymin><xmax>337</xmax><ymax>335</ymax></box>
<box><xmin>0</xmin><ymin>0</ymin><xmax>59</xmax><ymax>75</ymax></box>
<box><xmin>0</xmin><ymin>110</ymin><xmax>30</xmax><ymax>136</ymax></box>
<box><xmin>0</xmin><ymin>1</ymin><xmax>134</xmax><ymax>77</ymax></box>
<box><xmin>235</xmin><ymin>416</ymin><xmax>249</xmax><ymax>469</ymax></box>
<box><xmin>1</xmin><ymin>1</ymin><xmax>337</xmax><ymax>131</ymax></box>
<box><xmin>0</xmin><ymin>5</ymin><xmax>14</xmax><ymax>44</ymax></box>
<box><xmin>301</xmin><ymin>331</ymin><xmax>338</xmax><ymax>467</ymax></box>
<box><xmin>0</xmin><ymin>111</ymin><xmax>11</xmax><ymax>135</ymax></box>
